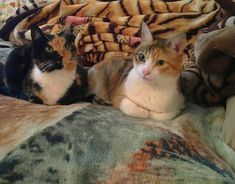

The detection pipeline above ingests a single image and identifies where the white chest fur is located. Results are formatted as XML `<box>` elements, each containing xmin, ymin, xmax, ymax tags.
<box><xmin>123</xmin><ymin>69</ymin><xmax>184</xmax><ymax>113</ymax></box>
<box><xmin>31</xmin><ymin>66</ymin><xmax>76</xmax><ymax>105</ymax></box>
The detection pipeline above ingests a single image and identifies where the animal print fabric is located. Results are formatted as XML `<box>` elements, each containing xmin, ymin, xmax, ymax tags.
<box><xmin>0</xmin><ymin>0</ymin><xmax>55</xmax><ymax>28</ymax></box>
<box><xmin>10</xmin><ymin>0</ymin><xmax>220</xmax><ymax>64</ymax></box>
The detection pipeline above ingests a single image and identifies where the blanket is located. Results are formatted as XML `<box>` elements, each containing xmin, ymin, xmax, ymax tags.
<box><xmin>181</xmin><ymin>26</ymin><xmax>235</xmax><ymax>107</ymax></box>
<box><xmin>9</xmin><ymin>0</ymin><xmax>220</xmax><ymax>64</ymax></box>
<box><xmin>0</xmin><ymin>0</ymin><xmax>57</xmax><ymax>39</ymax></box>
<box><xmin>0</xmin><ymin>44</ymin><xmax>235</xmax><ymax>183</ymax></box>
<box><xmin>0</xmin><ymin>95</ymin><xmax>235</xmax><ymax>183</ymax></box>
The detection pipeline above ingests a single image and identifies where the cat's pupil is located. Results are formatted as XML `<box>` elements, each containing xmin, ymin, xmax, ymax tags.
<box><xmin>45</xmin><ymin>46</ymin><xmax>53</xmax><ymax>53</ymax></box>
<box><xmin>65</xmin><ymin>44</ymin><xmax>71</xmax><ymax>50</ymax></box>
<box><xmin>138</xmin><ymin>53</ymin><xmax>145</xmax><ymax>62</ymax></box>
<box><xmin>156</xmin><ymin>60</ymin><xmax>165</xmax><ymax>66</ymax></box>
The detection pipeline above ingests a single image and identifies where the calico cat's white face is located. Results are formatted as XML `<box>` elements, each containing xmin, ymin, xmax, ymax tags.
<box><xmin>133</xmin><ymin>23</ymin><xmax>187</xmax><ymax>83</ymax></box>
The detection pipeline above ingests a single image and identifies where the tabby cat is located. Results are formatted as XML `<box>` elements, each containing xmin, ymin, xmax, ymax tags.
<box><xmin>2</xmin><ymin>25</ymin><xmax>88</xmax><ymax>105</ymax></box>
<box><xmin>88</xmin><ymin>23</ymin><xmax>186</xmax><ymax>120</ymax></box>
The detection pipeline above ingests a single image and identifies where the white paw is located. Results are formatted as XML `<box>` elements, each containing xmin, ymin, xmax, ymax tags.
<box><xmin>149</xmin><ymin>110</ymin><xmax>180</xmax><ymax>121</ymax></box>
<box><xmin>119</xmin><ymin>98</ymin><xmax>149</xmax><ymax>118</ymax></box>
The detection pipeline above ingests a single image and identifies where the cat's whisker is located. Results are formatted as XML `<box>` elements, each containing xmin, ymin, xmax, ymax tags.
<box><xmin>42</xmin><ymin>64</ymin><xmax>51</xmax><ymax>72</ymax></box>
<box><xmin>43</xmin><ymin>60</ymin><xmax>54</xmax><ymax>66</ymax></box>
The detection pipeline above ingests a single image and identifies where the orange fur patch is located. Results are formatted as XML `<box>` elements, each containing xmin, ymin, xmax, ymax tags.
<box><xmin>48</xmin><ymin>37</ymin><xmax>77</xmax><ymax>72</ymax></box>
<box><xmin>151</xmin><ymin>48</ymin><xmax>183</xmax><ymax>77</ymax></box>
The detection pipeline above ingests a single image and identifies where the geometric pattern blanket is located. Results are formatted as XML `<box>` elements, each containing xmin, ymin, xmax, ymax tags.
<box><xmin>0</xmin><ymin>95</ymin><xmax>235</xmax><ymax>183</ymax></box>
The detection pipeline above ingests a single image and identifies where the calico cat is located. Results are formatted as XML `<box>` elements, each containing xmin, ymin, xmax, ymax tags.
<box><xmin>88</xmin><ymin>23</ymin><xmax>186</xmax><ymax>120</ymax></box>
<box><xmin>2</xmin><ymin>25</ymin><xmax>88</xmax><ymax>105</ymax></box>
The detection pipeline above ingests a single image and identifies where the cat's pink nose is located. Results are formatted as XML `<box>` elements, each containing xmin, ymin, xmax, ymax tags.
<box><xmin>142</xmin><ymin>69</ymin><xmax>150</xmax><ymax>76</ymax></box>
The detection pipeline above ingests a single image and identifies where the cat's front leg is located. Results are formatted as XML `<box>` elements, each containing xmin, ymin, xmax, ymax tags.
<box><xmin>221</xmin><ymin>96</ymin><xmax>235</xmax><ymax>150</ymax></box>
<box><xmin>119</xmin><ymin>98</ymin><xmax>149</xmax><ymax>118</ymax></box>
<box><xmin>149</xmin><ymin>110</ymin><xmax>180</xmax><ymax>121</ymax></box>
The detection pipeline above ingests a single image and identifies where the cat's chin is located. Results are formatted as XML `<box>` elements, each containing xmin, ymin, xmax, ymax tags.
<box><xmin>140</xmin><ymin>75</ymin><xmax>155</xmax><ymax>82</ymax></box>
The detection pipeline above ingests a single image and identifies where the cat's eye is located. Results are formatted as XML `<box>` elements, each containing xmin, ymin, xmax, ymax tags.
<box><xmin>65</xmin><ymin>44</ymin><xmax>71</xmax><ymax>50</ymax></box>
<box><xmin>138</xmin><ymin>53</ymin><xmax>145</xmax><ymax>63</ymax></box>
<box><xmin>45</xmin><ymin>46</ymin><xmax>54</xmax><ymax>53</ymax></box>
<box><xmin>156</xmin><ymin>60</ymin><xmax>166</xmax><ymax>66</ymax></box>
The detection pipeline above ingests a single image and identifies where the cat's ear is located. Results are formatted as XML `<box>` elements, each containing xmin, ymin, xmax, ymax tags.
<box><xmin>31</xmin><ymin>25</ymin><xmax>48</xmax><ymax>42</ymax></box>
<box><xmin>169</xmin><ymin>33</ymin><xmax>187</xmax><ymax>55</ymax></box>
<box><xmin>141</xmin><ymin>22</ymin><xmax>153</xmax><ymax>43</ymax></box>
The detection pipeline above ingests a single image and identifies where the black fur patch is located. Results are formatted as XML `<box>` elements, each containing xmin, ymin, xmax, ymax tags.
<box><xmin>5</xmin><ymin>45</ymin><xmax>32</xmax><ymax>90</ymax></box>
<box><xmin>57</xmin><ymin>64</ymin><xmax>88</xmax><ymax>104</ymax></box>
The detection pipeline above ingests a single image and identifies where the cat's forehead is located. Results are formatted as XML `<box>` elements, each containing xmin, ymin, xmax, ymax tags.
<box><xmin>136</xmin><ymin>38</ymin><xmax>169</xmax><ymax>53</ymax></box>
<box><xmin>48</xmin><ymin>34</ymin><xmax>66</xmax><ymax>45</ymax></box>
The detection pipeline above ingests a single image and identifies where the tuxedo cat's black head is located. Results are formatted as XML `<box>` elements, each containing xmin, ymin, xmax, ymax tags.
<box><xmin>31</xmin><ymin>25</ymin><xmax>76</xmax><ymax>73</ymax></box>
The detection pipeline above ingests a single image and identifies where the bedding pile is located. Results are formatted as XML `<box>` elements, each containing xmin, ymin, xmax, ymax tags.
<box><xmin>8</xmin><ymin>0</ymin><xmax>220</xmax><ymax>65</ymax></box>
<box><xmin>0</xmin><ymin>0</ymin><xmax>57</xmax><ymax>39</ymax></box>
<box><xmin>1</xmin><ymin>0</ymin><xmax>235</xmax><ymax>183</ymax></box>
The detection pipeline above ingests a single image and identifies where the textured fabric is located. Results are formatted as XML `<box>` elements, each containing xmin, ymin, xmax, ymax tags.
<box><xmin>0</xmin><ymin>0</ymin><xmax>57</xmax><ymax>30</ymax></box>
<box><xmin>181</xmin><ymin>25</ymin><xmax>235</xmax><ymax>107</ymax></box>
<box><xmin>10</xmin><ymin>0</ymin><xmax>220</xmax><ymax>64</ymax></box>
<box><xmin>0</xmin><ymin>100</ymin><xmax>235</xmax><ymax>183</ymax></box>
<box><xmin>0</xmin><ymin>0</ymin><xmax>57</xmax><ymax>40</ymax></box>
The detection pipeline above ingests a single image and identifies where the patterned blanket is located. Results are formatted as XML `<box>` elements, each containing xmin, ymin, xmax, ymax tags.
<box><xmin>0</xmin><ymin>0</ymin><xmax>57</xmax><ymax>39</ymax></box>
<box><xmin>9</xmin><ymin>0</ymin><xmax>220</xmax><ymax>64</ymax></box>
<box><xmin>0</xmin><ymin>95</ymin><xmax>235</xmax><ymax>183</ymax></box>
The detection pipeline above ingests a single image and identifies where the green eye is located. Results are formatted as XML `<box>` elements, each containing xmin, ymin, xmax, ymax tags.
<box><xmin>138</xmin><ymin>53</ymin><xmax>145</xmax><ymax>63</ymax></box>
<box><xmin>45</xmin><ymin>46</ymin><xmax>54</xmax><ymax>53</ymax></box>
<box><xmin>156</xmin><ymin>60</ymin><xmax>166</xmax><ymax>66</ymax></box>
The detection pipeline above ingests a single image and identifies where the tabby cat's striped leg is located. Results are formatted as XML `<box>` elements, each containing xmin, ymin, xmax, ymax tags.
<box><xmin>119</xmin><ymin>98</ymin><xmax>149</xmax><ymax>119</ymax></box>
